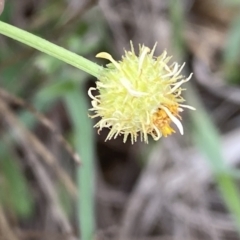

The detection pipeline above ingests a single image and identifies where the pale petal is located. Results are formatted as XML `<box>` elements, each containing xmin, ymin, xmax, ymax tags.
<box><xmin>138</xmin><ymin>46</ymin><xmax>150</xmax><ymax>73</ymax></box>
<box><xmin>160</xmin><ymin>106</ymin><xmax>184</xmax><ymax>135</ymax></box>
<box><xmin>120</xmin><ymin>78</ymin><xmax>148</xmax><ymax>97</ymax></box>
<box><xmin>96</xmin><ymin>52</ymin><xmax>120</xmax><ymax>70</ymax></box>
<box><xmin>179</xmin><ymin>104</ymin><xmax>196</xmax><ymax>110</ymax></box>
<box><xmin>88</xmin><ymin>87</ymin><xmax>100</xmax><ymax>102</ymax></box>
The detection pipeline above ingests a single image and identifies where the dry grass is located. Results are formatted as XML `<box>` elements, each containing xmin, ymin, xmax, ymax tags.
<box><xmin>1</xmin><ymin>0</ymin><xmax>240</xmax><ymax>240</ymax></box>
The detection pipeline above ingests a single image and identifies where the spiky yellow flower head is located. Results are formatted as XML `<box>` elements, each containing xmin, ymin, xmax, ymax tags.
<box><xmin>88</xmin><ymin>42</ymin><xmax>195</xmax><ymax>143</ymax></box>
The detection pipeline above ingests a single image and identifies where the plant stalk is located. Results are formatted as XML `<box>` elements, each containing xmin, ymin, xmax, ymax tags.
<box><xmin>0</xmin><ymin>20</ymin><xmax>101</xmax><ymax>78</ymax></box>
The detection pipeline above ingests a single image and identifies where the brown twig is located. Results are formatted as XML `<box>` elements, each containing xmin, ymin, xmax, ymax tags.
<box><xmin>0</xmin><ymin>0</ymin><xmax>4</xmax><ymax>15</ymax></box>
<box><xmin>0</xmin><ymin>98</ymin><xmax>77</xmax><ymax>198</ymax></box>
<box><xmin>0</xmin><ymin>204</ymin><xmax>19</xmax><ymax>240</ymax></box>
<box><xmin>20</xmin><ymin>138</ymin><xmax>77</xmax><ymax>240</ymax></box>
<box><xmin>0</xmin><ymin>87</ymin><xmax>81</xmax><ymax>165</ymax></box>
<box><xmin>17</xmin><ymin>230</ymin><xmax>77</xmax><ymax>240</ymax></box>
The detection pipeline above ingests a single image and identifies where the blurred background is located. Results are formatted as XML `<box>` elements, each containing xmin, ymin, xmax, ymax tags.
<box><xmin>1</xmin><ymin>0</ymin><xmax>240</xmax><ymax>240</ymax></box>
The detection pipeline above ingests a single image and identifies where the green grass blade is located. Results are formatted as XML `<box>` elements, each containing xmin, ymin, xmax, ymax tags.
<box><xmin>223</xmin><ymin>16</ymin><xmax>240</xmax><ymax>84</ymax></box>
<box><xmin>187</xmin><ymin>85</ymin><xmax>240</xmax><ymax>231</ymax></box>
<box><xmin>64</xmin><ymin>83</ymin><xmax>95</xmax><ymax>240</ymax></box>
<box><xmin>0</xmin><ymin>144</ymin><xmax>34</xmax><ymax>218</ymax></box>
<box><xmin>169</xmin><ymin>0</ymin><xmax>240</xmax><ymax>233</ymax></box>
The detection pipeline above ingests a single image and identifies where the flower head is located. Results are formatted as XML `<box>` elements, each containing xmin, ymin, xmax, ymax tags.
<box><xmin>88</xmin><ymin>42</ymin><xmax>195</xmax><ymax>143</ymax></box>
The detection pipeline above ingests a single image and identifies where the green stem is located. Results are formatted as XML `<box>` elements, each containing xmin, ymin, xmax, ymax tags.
<box><xmin>65</xmin><ymin>83</ymin><xmax>95</xmax><ymax>240</ymax></box>
<box><xmin>0</xmin><ymin>20</ymin><xmax>101</xmax><ymax>78</ymax></box>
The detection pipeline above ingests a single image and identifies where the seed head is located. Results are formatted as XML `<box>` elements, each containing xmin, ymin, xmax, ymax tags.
<box><xmin>88</xmin><ymin>42</ymin><xmax>195</xmax><ymax>143</ymax></box>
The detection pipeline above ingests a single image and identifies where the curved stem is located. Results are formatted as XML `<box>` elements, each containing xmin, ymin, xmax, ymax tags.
<box><xmin>0</xmin><ymin>21</ymin><xmax>101</xmax><ymax>78</ymax></box>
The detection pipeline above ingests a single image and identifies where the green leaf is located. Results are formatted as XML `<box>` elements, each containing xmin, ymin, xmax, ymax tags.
<box><xmin>187</xmin><ymin>85</ymin><xmax>240</xmax><ymax>232</ymax></box>
<box><xmin>64</xmin><ymin>81</ymin><xmax>96</xmax><ymax>240</ymax></box>
<box><xmin>0</xmin><ymin>145</ymin><xmax>33</xmax><ymax>218</ymax></box>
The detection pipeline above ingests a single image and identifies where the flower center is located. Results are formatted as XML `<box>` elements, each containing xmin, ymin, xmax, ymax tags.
<box><xmin>151</xmin><ymin>105</ymin><xmax>180</xmax><ymax>137</ymax></box>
